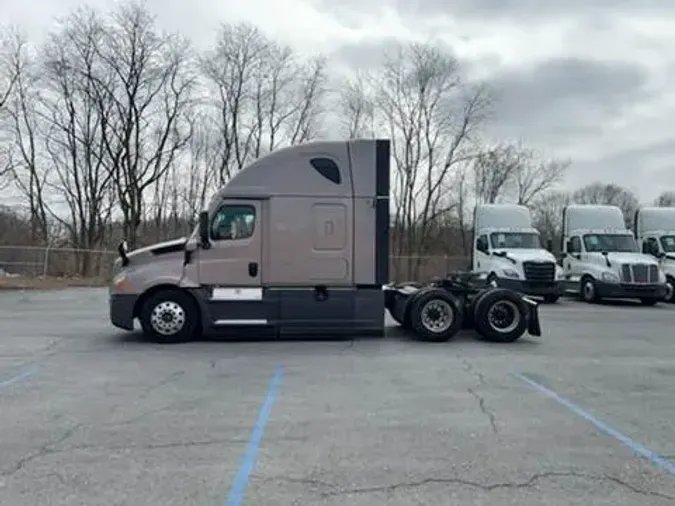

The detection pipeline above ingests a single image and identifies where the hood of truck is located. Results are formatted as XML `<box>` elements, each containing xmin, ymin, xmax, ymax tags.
<box><xmin>495</xmin><ymin>249</ymin><xmax>557</xmax><ymax>263</ymax></box>
<box><xmin>125</xmin><ymin>237</ymin><xmax>187</xmax><ymax>264</ymax></box>
<box><xmin>590</xmin><ymin>252</ymin><xmax>659</xmax><ymax>266</ymax></box>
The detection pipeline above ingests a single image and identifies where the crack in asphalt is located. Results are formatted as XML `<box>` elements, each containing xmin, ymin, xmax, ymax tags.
<box><xmin>460</xmin><ymin>357</ymin><xmax>499</xmax><ymax>435</ymax></box>
<box><xmin>269</xmin><ymin>471</ymin><xmax>673</xmax><ymax>500</ymax></box>
<box><xmin>0</xmin><ymin>423</ymin><xmax>83</xmax><ymax>477</ymax></box>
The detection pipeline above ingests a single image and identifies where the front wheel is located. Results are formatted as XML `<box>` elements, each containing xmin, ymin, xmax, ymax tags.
<box><xmin>580</xmin><ymin>277</ymin><xmax>599</xmax><ymax>303</ymax></box>
<box><xmin>139</xmin><ymin>289</ymin><xmax>200</xmax><ymax>343</ymax></box>
<box><xmin>473</xmin><ymin>289</ymin><xmax>528</xmax><ymax>343</ymax></box>
<box><xmin>408</xmin><ymin>289</ymin><xmax>464</xmax><ymax>342</ymax></box>
<box><xmin>664</xmin><ymin>278</ymin><xmax>675</xmax><ymax>303</ymax></box>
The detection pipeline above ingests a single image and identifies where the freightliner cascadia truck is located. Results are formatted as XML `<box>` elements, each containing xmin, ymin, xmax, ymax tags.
<box><xmin>561</xmin><ymin>204</ymin><xmax>667</xmax><ymax>304</ymax></box>
<box><xmin>634</xmin><ymin>206</ymin><xmax>675</xmax><ymax>303</ymax></box>
<box><xmin>109</xmin><ymin>139</ymin><xmax>542</xmax><ymax>343</ymax></box>
<box><xmin>472</xmin><ymin>204</ymin><xmax>565</xmax><ymax>303</ymax></box>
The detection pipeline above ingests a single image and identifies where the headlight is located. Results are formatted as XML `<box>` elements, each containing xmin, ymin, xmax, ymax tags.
<box><xmin>601</xmin><ymin>271</ymin><xmax>619</xmax><ymax>283</ymax></box>
<box><xmin>501</xmin><ymin>269</ymin><xmax>520</xmax><ymax>279</ymax></box>
<box><xmin>555</xmin><ymin>267</ymin><xmax>564</xmax><ymax>279</ymax></box>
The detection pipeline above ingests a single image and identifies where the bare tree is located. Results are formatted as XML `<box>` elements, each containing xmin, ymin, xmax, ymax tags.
<box><xmin>654</xmin><ymin>191</ymin><xmax>675</xmax><ymax>207</ymax></box>
<box><xmin>93</xmin><ymin>2</ymin><xmax>196</xmax><ymax>248</ymax></box>
<box><xmin>338</xmin><ymin>70</ymin><xmax>375</xmax><ymax>139</ymax></box>
<box><xmin>38</xmin><ymin>7</ymin><xmax>117</xmax><ymax>274</ymax></box>
<box><xmin>531</xmin><ymin>190</ymin><xmax>571</xmax><ymax>253</ymax></box>
<box><xmin>0</xmin><ymin>27</ymin><xmax>19</xmax><ymax>111</ymax></box>
<box><xmin>572</xmin><ymin>182</ymin><xmax>639</xmax><ymax>228</ymax></box>
<box><xmin>471</xmin><ymin>143</ymin><xmax>522</xmax><ymax>204</ymax></box>
<box><xmin>513</xmin><ymin>150</ymin><xmax>569</xmax><ymax>205</ymax></box>
<box><xmin>3</xmin><ymin>33</ymin><xmax>50</xmax><ymax>244</ymax></box>
<box><xmin>359</xmin><ymin>42</ymin><xmax>490</xmax><ymax>279</ymax></box>
<box><xmin>201</xmin><ymin>22</ymin><xmax>327</xmax><ymax>185</ymax></box>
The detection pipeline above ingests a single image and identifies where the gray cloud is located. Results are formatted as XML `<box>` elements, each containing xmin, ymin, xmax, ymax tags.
<box><xmin>484</xmin><ymin>57</ymin><xmax>650</xmax><ymax>144</ymax></box>
<box><xmin>321</xmin><ymin>0</ymin><xmax>674</xmax><ymax>21</ymax></box>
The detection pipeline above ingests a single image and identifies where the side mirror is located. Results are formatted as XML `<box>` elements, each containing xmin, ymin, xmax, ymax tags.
<box><xmin>546</xmin><ymin>239</ymin><xmax>553</xmax><ymax>252</ymax></box>
<box><xmin>566</xmin><ymin>240</ymin><xmax>574</xmax><ymax>253</ymax></box>
<box><xmin>198</xmin><ymin>211</ymin><xmax>211</xmax><ymax>249</ymax></box>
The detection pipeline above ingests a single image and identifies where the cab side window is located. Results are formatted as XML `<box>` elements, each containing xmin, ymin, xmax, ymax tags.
<box><xmin>476</xmin><ymin>234</ymin><xmax>489</xmax><ymax>253</ymax></box>
<box><xmin>643</xmin><ymin>237</ymin><xmax>659</xmax><ymax>256</ymax></box>
<box><xmin>211</xmin><ymin>205</ymin><xmax>256</xmax><ymax>241</ymax></box>
<box><xmin>569</xmin><ymin>236</ymin><xmax>581</xmax><ymax>253</ymax></box>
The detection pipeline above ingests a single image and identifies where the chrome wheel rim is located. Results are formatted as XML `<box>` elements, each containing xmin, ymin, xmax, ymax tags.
<box><xmin>487</xmin><ymin>300</ymin><xmax>520</xmax><ymax>333</ymax></box>
<box><xmin>420</xmin><ymin>299</ymin><xmax>454</xmax><ymax>333</ymax></box>
<box><xmin>150</xmin><ymin>301</ymin><xmax>186</xmax><ymax>336</ymax></box>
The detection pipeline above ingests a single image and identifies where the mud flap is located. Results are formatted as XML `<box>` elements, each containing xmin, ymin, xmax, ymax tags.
<box><xmin>521</xmin><ymin>295</ymin><xmax>542</xmax><ymax>337</ymax></box>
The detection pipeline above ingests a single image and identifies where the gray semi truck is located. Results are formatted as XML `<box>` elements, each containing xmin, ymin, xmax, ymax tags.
<box><xmin>109</xmin><ymin>139</ymin><xmax>542</xmax><ymax>343</ymax></box>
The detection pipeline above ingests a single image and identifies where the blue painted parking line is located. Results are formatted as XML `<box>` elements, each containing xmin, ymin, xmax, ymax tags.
<box><xmin>514</xmin><ymin>372</ymin><xmax>675</xmax><ymax>475</ymax></box>
<box><xmin>0</xmin><ymin>365</ymin><xmax>37</xmax><ymax>391</ymax></box>
<box><xmin>225</xmin><ymin>365</ymin><xmax>284</xmax><ymax>506</ymax></box>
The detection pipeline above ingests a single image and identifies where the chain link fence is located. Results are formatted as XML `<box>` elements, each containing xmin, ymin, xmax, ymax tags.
<box><xmin>0</xmin><ymin>245</ymin><xmax>118</xmax><ymax>282</ymax></box>
<box><xmin>0</xmin><ymin>245</ymin><xmax>470</xmax><ymax>284</ymax></box>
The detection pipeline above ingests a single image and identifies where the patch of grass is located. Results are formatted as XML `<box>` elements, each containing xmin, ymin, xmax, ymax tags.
<box><xmin>0</xmin><ymin>275</ymin><xmax>108</xmax><ymax>291</ymax></box>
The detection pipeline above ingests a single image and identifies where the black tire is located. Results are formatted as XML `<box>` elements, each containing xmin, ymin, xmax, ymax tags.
<box><xmin>640</xmin><ymin>298</ymin><xmax>659</xmax><ymax>306</ymax></box>
<box><xmin>139</xmin><ymin>289</ymin><xmax>200</xmax><ymax>343</ymax></box>
<box><xmin>408</xmin><ymin>288</ymin><xmax>464</xmax><ymax>342</ymax></box>
<box><xmin>473</xmin><ymin>289</ymin><xmax>528</xmax><ymax>343</ymax></box>
<box><xmin>543</xmin><ymin>294</ymin><xmax>560</xmax><ymax>303</ymax></box>
<box><xmin>665</xmin><ymin>277</ymin><xmax>675</xmax><ymax>303</ymax></box>
<box><xmin>580</xmin><ymin>276</ymin><xmax>599</xmax><ymax>303</ymax></box>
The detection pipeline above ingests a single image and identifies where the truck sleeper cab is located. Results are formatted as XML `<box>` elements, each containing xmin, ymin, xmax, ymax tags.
<box><xmin>634</xmin><ymin>206</ymin><xmax>675</xmax><ymax>303</ymax></box>
<box><xmin>109</xmin><ymin>139</ymin><xmax>543</xmax><ymax>344</ymax></box>
<box><xmin>561</xmin><ymin>204</ymin><xmax>667</xmax><ymax>305</ymax></box>
<box><xmin>472</xmin><ymin>204</ymin><xmax>565</xmax><ymax>303</ymax></box>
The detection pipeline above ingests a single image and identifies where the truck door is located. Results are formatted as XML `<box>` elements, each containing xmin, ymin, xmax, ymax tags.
<box><xmin>197</xmin><ymin>200</ymin><xmax>267</xmax><ymax>325</ymax></box>
<box><xmin>474</xmin><ymin>234</ymin><xmax>490</xmax><ymax>271</ymax></box>
<box><xmin>565</xmin><ymin>236</ymin><xmax>583</xmax><ymax>281</ymax></box>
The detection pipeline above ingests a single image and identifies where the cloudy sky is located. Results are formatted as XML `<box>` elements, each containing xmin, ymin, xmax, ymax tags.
<box><xmin>6</xmin><ymin>0</ymin><xmax>675</xmax><ymax>202</ymax></box>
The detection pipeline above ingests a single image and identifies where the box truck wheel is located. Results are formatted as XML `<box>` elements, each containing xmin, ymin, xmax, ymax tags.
<box><xmin>665</xmin><ymin>277</ymin><xmax>675</xmax><ymax>303</ymax></box>
<box><xmin>580</xmin><ymin>276</ymin><xmax>599</xmax><ymax>303</ymax></box>
<box><xmin>408</xmin><ymin>289</ymin><xmax>463</xmax><ymax>342</ymax></box>
<box><xmin>473</xmin><ymin>289</ymin><xmax>528</xmax><ymax>343</ymax></box>
<box><xmin>139</xmin><ymin>289</ymin><xmax>200</xmax><ymax>344</ymax></box>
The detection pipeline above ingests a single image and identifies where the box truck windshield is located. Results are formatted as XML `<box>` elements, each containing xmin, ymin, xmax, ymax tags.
<box><xmin>660</xmin><ymin>235</ymin><xmax>675</xmax><ymax>252</ymax></box>
<box><xmin>582</xmin><ymin>233</ymin><xmax>637</xmax><ymax>253</ymax></box>
<box><xmin>490</xmin><ymin>232</ymin><xmax>541</xmax><ymax>249</ymax></box>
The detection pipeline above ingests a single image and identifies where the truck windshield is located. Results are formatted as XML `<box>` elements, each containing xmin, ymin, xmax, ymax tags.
<box><xmin>583</xmin><ymin>234</ymin><xmax>637</xmax><ymax>253</ymax></box>
<box><xmin>660</xmin><ymin>235</ymin><xmax>675</xmax><ymax>252</ymax></box>
<box><xmin>489</xmin><ymin>232</ymin><xmax>541</xmax><ymax>249</ymax></box>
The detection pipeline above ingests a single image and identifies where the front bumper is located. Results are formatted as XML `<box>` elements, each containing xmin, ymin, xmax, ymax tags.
<box><xmin>109</xmin><ymin>293</ymin><xmax>138</xmax><ymax>330</ymax></box>
<box><xmin>595</xmin><ymin>281</ymin><xmax>668</xmax><ymax>300</ymax></box>
<box><xmin>497</xmin><ymin>278</ymin><xmax>565</xmax><ymax>297</ymax></box>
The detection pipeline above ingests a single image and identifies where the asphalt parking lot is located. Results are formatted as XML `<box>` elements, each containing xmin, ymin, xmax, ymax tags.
<box><xmin>1</xmin><ymin>288</ymin><xmax>675</xmax><ymax>506</ymax></box>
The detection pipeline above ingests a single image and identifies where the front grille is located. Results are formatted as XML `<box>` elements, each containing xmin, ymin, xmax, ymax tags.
<box><xmin>620</xmin><ymin>263</ymin><xmax>659</xmax><ymax>283</ymax></box>
<box><xmin>523</xmin><ymin>261</ymin><xmax>555</xmax><ymax>283</ymax></box>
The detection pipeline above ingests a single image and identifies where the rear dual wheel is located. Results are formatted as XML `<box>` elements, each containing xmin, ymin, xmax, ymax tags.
<box><xmin>408</xmin><ymin>289</ymin><xmax>464</xmax><ymax>342</ymax></box>
<box><xmin>473</xmin><ymin>288</ymin><xmax>529</xmax><ymax>343</ymax></box>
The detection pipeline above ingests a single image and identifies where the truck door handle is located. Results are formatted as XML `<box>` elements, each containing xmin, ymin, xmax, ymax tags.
<box><xmin>248</xmin><ymin>262</ymin><xmax>258</xmax><ymax>277</ymax></box>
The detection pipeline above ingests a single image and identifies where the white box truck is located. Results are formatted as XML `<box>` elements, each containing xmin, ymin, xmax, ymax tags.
<box><xmin>634</xmin><ymin>206</ymin><xmax>675</xmax><ymax>302</ymax></box>
<box><xmin>561</xmin><ymin>204</ymin><xmax>668</xmax><ymax>304</ymax></box>
<box><xmin>472</xmin><ymin>204</ymin><xmax>565</xmax><ymax>303</ymax></box>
